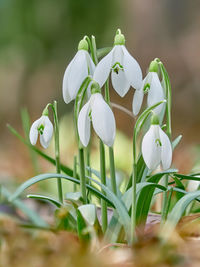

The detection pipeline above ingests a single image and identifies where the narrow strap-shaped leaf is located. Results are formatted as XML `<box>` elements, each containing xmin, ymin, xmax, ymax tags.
<box><xmin>173</xmin><ymin>173</ymin><xmax>200</xmax><ymax>181</ymax></box>
<box><xmin>27</xmin><ymin>194</ymin><xmax>62</xmax><ymax>208</ymax></box>
<box><xmin>106</xmin><ymin>182</ymin><xmax>166</xmax><ymax>243</ymax></box>
<box><xmin>85</xmin><ymin>175</ymin><xmax>131</xmax><ymax>242</ymax></box>
<box><xmin>160</xmin><ymin>190</ymin><xmax>200</xmax><ymax>240</ymax></box>
<box><xmin>1</xmin><ymin>187</ymin><xmax>48</xmax><ymax>227</ymax></box>
<box><xmin>7</xmin><ymin>124</ymin><xmax>74</xmax><ymax>176</ymax></box>
<box><xmin>10</xmin><ymin>173</ymin><xmax>114</xmax><ymax>208</ymax></box>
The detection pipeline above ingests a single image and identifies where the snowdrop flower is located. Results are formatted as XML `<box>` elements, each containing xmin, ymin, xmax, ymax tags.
<box><xmin>29</xmin><ymin>108</ymin><xmax>53</xmax><ymax>149</ymax></box>
<box><xmin>62</xmin><ymin>38</ymin><xmax>95</xmax><ymax>104</ymax></box>
<box><xmin>133</xmin><ymin>61</ymin><xmax>165</xmax><ymax>116</ymax></box>
<box><xmin>93</xmin><ymin>29</ymin><xmax>142</xmax><ymax>97</ymax></box>
<box><xmin>78</xmin><ymin>82</ymin><xmax>116</xmax><ymax>147</ymax></box>
<box><xmin>142</xmin><ymin>114</ymin><xmax>172</xmax><ymax>170</ymax></box>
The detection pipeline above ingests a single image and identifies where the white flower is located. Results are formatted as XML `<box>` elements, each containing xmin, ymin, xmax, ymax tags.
<box><xmin>62</xmin><ymin>39</ymin><xmax>95</xmax><ymax>104</ymax></box>
<box><xmin>142</xmin><ymin>120</ymin><xmax>172</xmax><ymax>170</ymax></box>
<box><xmin>93</xmin><ymin>33</ymin><xmax>142</xmax><ymax>97</ymax></box>
<box><xmin>29</xmin><ymin>115</ymin><xmax>53</xmax><ymax>149</ymax></box>
<box><xmin>78</xmin><ymin>93</ymin><xmax>116</xmax><ymax>147</ymax></box>
<box><xmin>132</xmin><ymin>71</ymin><xmax>165</xmax><ymax>116</ymax></box>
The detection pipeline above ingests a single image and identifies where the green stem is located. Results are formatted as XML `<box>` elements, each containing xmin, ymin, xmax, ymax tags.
<box><xmin>99</xmin><ymin>140</ymin><xmax>107</xmax><ymax>233</ymax></box>
<box><xmin>130</xmin><ymin>100</ymin><xmax>166</xmax><ymax>243</ymax></box>
<box><xmin>109</xmin><ymin>147</ymin><xmax>117</xmax><ymax>195</ymax></box>
<box><xmin>85</xmin><ymin>145</ymin><xmax>92</xmax><ymax>200</ymax></box>
<box><xmin>73</xmin><ymin>77</ymin><xmax>92</xmax><ymax>203</ymax></box>
<box><xmin>131</xmin><ymin>129</ymin><xmax>137</xmax><ymax>243</ymax></box>
<box><xmin>51</xmin><ymin>101</ymin><xmax>63</xmax><ymax>204</ymax></box>
<box><xmin>105</xmin><ymin>80</ymin><xmax>117</xmax><ymax>195</ymax></box>
<box><xmin>78</xmin><ymin>148</ymin><xmax>87</xmax><ymax>204</ymax></box>
<box><xmin>73</xmin><ymin>156</ymin><xmax>77</xmax><ymax>192</ymax></box>
<box><xmin>161</xmin><ymin>174</ymin><xmax>169</xmax><ymax>222</ymax></box>
<box><xmin>158</xmin><ymin>60</ymin><xmax>172</xmax><ymax>223</ymax></box>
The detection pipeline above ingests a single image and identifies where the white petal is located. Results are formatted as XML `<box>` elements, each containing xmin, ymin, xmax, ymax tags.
<box><xmin>142</xmin><ymin>125</ymin><xmax>161</xmax><ymax>170</ymax></box>
<box><xmin>40</xmin><ymin>134</ymin><xmax>49</xmax><ymax>149</ymax></box>
<box><xmin>78</xmin><ymin>101</ymin><xmax>91</xmax><ymax>147</ymax></box>
<box><xmin>62</xmin><ymin>56</ymin><xmax>75</xmax><ymax>104</ymax></box>
<box><xmin>122</xmin><ymin>46</ymin><xmax>143</xmax><ymax>90</ymax></box>
<box><xmin>147</xmin><ymin>72</ymin><xmax>165</xmax><ymax>114</ymax></box>
<box><xmin>112</xmin><ymin>45</ymin><xmax>123</xmax><ymax>65</ymax></box>
<box><xmin>111</xmin><ymin>69</ymin><xmax>130</xmax><ymax>97</ymax></box>
<box><xmin>43</xmin><ymin>116</ymin><xmax>54</xmax><ymax>144</ymax></box>
<box><xmin>86</xmin><ymin>52</ymin><xmax>95</xmax><ymax>75</ymax></box>
<box><xmin>67</xmin><ymin>50</ymin><xmax>88</xmax><ymax>100</ymax></box>
<box><xmin>91</xmin><ymin>94</ymin><xmax>116</xmax><ymax>146</ymax></box>
<box><xmin>29</xmin><ymin>117</ymin><xmax>42</xmax><ymax>145</ymax></box>
<box><xmin>159</xmin><ymin>128</ymin><xmax>172</xmax><ymax>170</ymax></box>
<box><xmin>132</xmin><ymin>88</ymin><xmax>144</xmax><ymax>115</ymax></box>
<box><xmin>93</xmin><ymin>48</ymin><xmax>114</xmax><ymax>87</ymax></box>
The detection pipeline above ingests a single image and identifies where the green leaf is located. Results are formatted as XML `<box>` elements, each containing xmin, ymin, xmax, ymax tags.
<box><xmin>27</xmin><ymin>194</ymin><xmax>62</xmax><ymax>208</ymax></box>
<box><xmin>96</xmin><ymin>47</ymin><xmax>112</xmax><ymax>59</ymax></box>
<box><xmin>173</xmin><ymin>173</ymin><xmax>200</xmax><ymax>181</ymax></box>
<box><xmin>86</xmin><ymin>175</ymin><xmax>131</xmax><ymax>242</ymax></box>
<box><xmin>1</xmin><ymin>187</ymin><xmax>48</xmax><ymax>227</ymax></box>
<box><xmin>160</xmin><ymin>190</ymin><xmax>200</xmax><ymax>240</ymax></box>
<box><xmin>77</xmin><ymin>209</ymin><xmax>90</xmax><ymax>241</ymax></box>
<box><xmin>55</xmin><ymin>204</ymin><xmax>77</xmax><ymax>231</ymax></box>
<box><xmin>10</xmin><ymin>173</ymin><xmax>114</xmax><ymax>208</ymax></box>
<box><xmin>88</xmin><ymin>167</ymin><xmax>122</xmax><ymax>195</ymax></box>
<box><xmin>136</xmin><ymin>183</ymin><xmax>166</xmax><ymax>225</ymax></box>
<box><xmin>172</xmin><ymin>135</ymin><xmax>182</xmax><ymax>150</ymax></box>
<box><xmin>147</xmin><ymin>169</ymin><xmax>178</xmax><ymax>183</ymax></box>
<box><xmin>7</xmin><ymin>124</ymin><xmax>73</xmax><ymax>177</ymax></box>
<box><xmin>105</xmin><ymin>182</ymin><xmax>166</xmax><ymax>243</ymax></box>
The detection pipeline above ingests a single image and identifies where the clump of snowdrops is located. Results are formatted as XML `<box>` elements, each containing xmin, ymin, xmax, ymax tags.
<box><xmin>7</xmin><ymin>29</ymin><xmax>200</xmax><ymax>245</ymax></box>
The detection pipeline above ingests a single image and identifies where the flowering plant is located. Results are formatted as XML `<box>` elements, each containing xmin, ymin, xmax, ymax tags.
<box><xmin>7</xmin><ymin>29</ymin><xmax>200</xmax><ymax>245</ymax></box>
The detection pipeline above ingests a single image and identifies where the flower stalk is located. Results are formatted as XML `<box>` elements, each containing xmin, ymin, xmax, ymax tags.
<box><xmin>105</xmin><ymin>80</ymin><xmax>117</xmax><ymax>195</ymax></box>
<box><xmin>78</xmin><ymin>147</ymin><xmax>87</xmax><ymax>204</ymax></box>
<box><xmin>100</xmin><ymin>140</ymin><xmax>108</xmax><ymax>233</ymax></box>
<box><xmin>156</xmin><ymin>59</ymin><xmax>172</xmax><ymax>222</ymax></box>
<box><xmin>51</xmin><ymin>101</ymin><xmax>63</xmax><ymax>204</ymax></box>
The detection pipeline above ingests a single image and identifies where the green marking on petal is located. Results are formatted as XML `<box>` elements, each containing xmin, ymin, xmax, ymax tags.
<box><xmin>112</xmin><ymin>62</ymin><xmax>123</xmax><ymax>74</ymax></box>
<box><xmin>38</xmin><ymin>125</ymin><xmax>44</xmax><ymax>135</ymax></box>
<box><xmin>143</xmin><ymin>83</ymin><xmax>150</xmax><ymax>93</ymax></box>
<box><xmin>155</xmin><ymin>138</ymin><xmax>162</xmax><ymax>147</ymax></box>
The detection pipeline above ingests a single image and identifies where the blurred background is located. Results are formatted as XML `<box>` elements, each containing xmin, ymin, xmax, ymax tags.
<box><xmin>1</xmin><ymin>0</ymin><xmax>200</xmax><ymax>188</ymax></box>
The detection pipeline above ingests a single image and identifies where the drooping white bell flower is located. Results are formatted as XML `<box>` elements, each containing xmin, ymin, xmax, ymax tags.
<box><xmin>142</xmin><ymin>114</ymin><xmax>172</xmax><ymax>170</ymax></box>
<box><xmin>93</xmin><ymin>30</ymin><xmax>142</xmax><ymax>97</ymax></box>
<box><xmin>132</xmin><ymin>61</ymin><xmax>165</xmax><ymax>116</ymax></box>
<box><xmin>62</xmin><ymin>38</ymin><xmax>95</xmax><ymax>104</ymax></box>
<box><xmin>78</xmin><ymin>83</ymin><xmax>116</xmax><ymax>147</ymax></box>
<box><xmin>29</xmin><ymin>109</ymin><xmax>53</xmax><ymax>149</ymax></box>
